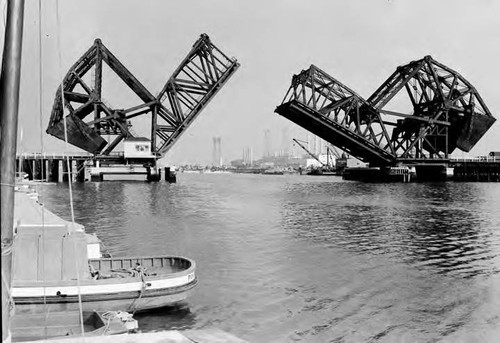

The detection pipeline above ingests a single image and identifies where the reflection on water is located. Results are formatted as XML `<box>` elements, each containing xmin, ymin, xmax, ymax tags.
<box><xmin>37</xmin><ymin>175</ymin><xmax>500</xmax><ymax>342</ymax></box>
<box><xmin>282</xmin><ymin>182</ymin><xmax>498</xmax><ymax>279</ymax></box>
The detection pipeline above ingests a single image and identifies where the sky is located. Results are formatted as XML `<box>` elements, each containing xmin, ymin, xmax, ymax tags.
<box><xmin>2</xmin><ymin>0</ymin><xmax>500</xmax><ymax>165</ymax></box>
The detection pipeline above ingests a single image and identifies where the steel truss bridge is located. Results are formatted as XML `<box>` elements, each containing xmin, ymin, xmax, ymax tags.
<box><xmin>47</xmin><ymin>34</ymin><xmax>239</xmax><ymax>158</ymax></box>
<box><xmin>276</xmin><ymin>56</ymin><xmax>495</xmax><ymax>167</ymax></box>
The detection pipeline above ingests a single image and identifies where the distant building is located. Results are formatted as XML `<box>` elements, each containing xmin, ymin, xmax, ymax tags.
<box><xmin>242</xmin><ymin>147</ymin><xmax>253</xmax><ymax>165</ymax></box>
<box><xmin>229</xmin><ymin>159</ymin><xmax>245</xmax><ymax>168</ymax></box>
<box><xmin>212</xmin><ymin>136</ymin><xmax>222</xmax><ymax>167</ymax></box>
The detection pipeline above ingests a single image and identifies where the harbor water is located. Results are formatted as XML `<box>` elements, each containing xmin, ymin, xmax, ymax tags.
<box><xmin>36</xmin><ymin>174</ymin><xmax>500</xmax><ymax>342</ymax></box>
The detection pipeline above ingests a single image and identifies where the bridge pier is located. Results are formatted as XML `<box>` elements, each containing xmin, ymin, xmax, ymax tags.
<box><xmin>76</xmin><ymin>160</ymin><xmax>86</xmax><ymax>182</ymax></box>
<box><xmin>414</xmin><ymin>165</ymin><xmax>450</xmax><ymax>182</ymax></box>
<box><xmin>164</xmin><ymin>167</ymin><xmax>177</xmax><ymax>183</ymax></box>
<box><xmin>61</xmin><ymin>159</ymin><xmax>78</xmax><ymax>183</ymax></box>
<box><xmin>146</xmin><ymin>167</ymin><xmax>161</xmax><ymax>182</ymax></box>
<box><xmin>20</xmin><ymin>159</ymin><xmax>31</xmax><ymax>180</ymax></box>
<box><xmin>33</xmin><ymin>159</ymin><xmax>42</xmax><ymax>180</ymax></box>
<box><xmin>90</xmin><ymin>173</ymin><xmax>103</xmax><ymax>182</ymax></box>
<box><xmin>47</xmin><ymin>159</ymin><xmax>59</xmax><ymax>182</ymax></box>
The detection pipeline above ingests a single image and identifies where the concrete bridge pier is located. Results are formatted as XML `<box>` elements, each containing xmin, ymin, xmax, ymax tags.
<box><xmin>33</xmin><ymin>159</ymin><xmax>42</xmax><ymax>181</ymax></box>
<box><xmin>61</xmin><ymin>159</ymin><xmax>78</xmax><ymax>182</ymax></box>
<box><xmin>21</xmin><ymin>159</ymin><xmax>32</xmax><ymax>180</ymax></box>
<box><xmin>47</xmin><ymin>159</ymin><xmax>60</xmax><ymax>182</ymax></box>
<box><xmin>146</xmin><ymin>167</ymin><xmax>161</xmax><ymax>182</ymax></box>
<box><xmin>164</xmin><ymin>167</ymin><xmax>177</xmax><ymax>183</ymax></box>
<box><xmin>76</xmin><ymin>160</ymin><xmax>86</xmax><ymax>182</ymax></box>
<box><xmin>90</xmin><ymin>173</ymin><xmax>103</xmax><ymax>182</ymax></box>
<box><xmin>415</xmin><ymin>165</ymin><xmax>449</xmax><ymax>182</ymax></box>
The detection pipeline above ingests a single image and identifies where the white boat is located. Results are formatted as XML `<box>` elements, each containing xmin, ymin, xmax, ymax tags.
<box><xmin>11</xmin><ymin>192</ymin><xmax>197</xmax><ymax>314</ymax></box>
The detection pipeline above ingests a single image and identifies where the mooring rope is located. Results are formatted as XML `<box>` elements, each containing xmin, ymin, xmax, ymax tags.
<box><xmin>1</xmin><ymin>240</ymin><xmax>13</xmax><ymax>257</ymax></box>
<box><xmin>54</xmin><ymin>0</ymin><xmax>85</xmax><ymax>339</ymax></box>
<box><xmin>127</xmin><ymin>266</ymin><xmax>148</xmax><ymax>315</ymax></box>
<box><xmin>1</xmin><ymin>268</ymin><xmax>15</xmax><ymax>317</ymax></box>
<box><xmin>36</xmin><ymin>0</ymin><xmax>50</xmax><ymax>329</ymax></box>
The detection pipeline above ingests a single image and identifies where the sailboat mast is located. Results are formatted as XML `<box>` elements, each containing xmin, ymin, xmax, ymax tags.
<box><xmin>1</xmin><ymin>0</ymin><xmax>25</xmax><ymax>341</ymax></box>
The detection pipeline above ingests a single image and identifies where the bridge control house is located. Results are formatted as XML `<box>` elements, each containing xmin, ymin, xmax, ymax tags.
<box><xmin>123</xmin><ymin>137</ymin><xmax>154</xmax><ymax>161</ymax></box>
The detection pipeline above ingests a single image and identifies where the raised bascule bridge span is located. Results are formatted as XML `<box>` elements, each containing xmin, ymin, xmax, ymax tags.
<box><xmin>275</xmin><ymin>56</ymin><xmax>497</xmax><ymax>180</ymax></box>
<box><xmin>42</xmin><ymin>34</ymin><xmax>239</xmax><ymax>181</ymax></box>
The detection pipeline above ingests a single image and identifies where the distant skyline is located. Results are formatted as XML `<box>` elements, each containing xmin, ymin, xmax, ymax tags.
<box><xmin>3</xmin><ymin>0</ymin><xmax>499</xmax><ymax>165</ymax></box>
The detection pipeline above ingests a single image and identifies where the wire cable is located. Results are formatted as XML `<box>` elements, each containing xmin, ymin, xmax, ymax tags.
<box><xmin>54</xmin><ymin>0</ymin><xmax>86</xmax><ymax>339</ymax></box>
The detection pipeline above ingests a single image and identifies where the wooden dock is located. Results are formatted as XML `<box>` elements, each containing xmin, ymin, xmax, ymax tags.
<box><xmin>18</xmin><ymin>329</ymin><xmax>248</xmax><ymax>343</ymax></box>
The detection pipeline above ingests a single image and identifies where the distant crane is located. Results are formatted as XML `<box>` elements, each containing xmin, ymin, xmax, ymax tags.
<box><xmin>293</xmin><ymin>137</ymin><xmax>343</xmax><ymax>172</ymax></box>
<box><xmin>292</xmin><ymin>138</ymin><xmax>325</xmax><ymax>166</ymax></box>
<box><xmin>325</xmin><ymin>144</ymin><xmax>343</xmax><ymax>167</ymax></box>
<box><xmin>293</xmin><ymin>138</ymin><xmax>348</xmax><ymax>175</ymax></box>
<box><xmin>326</xmin><ymin>143</ymin><xmax>349</xmax><ymax>172</ymax></box>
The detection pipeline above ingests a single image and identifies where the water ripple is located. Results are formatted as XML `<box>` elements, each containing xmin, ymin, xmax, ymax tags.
<box><xmin>36</xmin><ymin>176</ymin><xmax>500</xmax><ymax>342</ymax></box>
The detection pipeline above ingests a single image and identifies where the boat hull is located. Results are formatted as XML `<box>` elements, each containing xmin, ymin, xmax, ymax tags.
<box><xmin>12</xmin><ymin>255</ymin><xmax>197</xmax><ymax>314</ymax></box>
<box><xmin>13</xmin><ymin>279</ymin><xmax>197</xmax><ymax>314</ymax></box>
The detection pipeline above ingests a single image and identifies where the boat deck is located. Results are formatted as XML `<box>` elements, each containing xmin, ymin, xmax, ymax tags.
<box><xmin>89</xmin><ymin>256</ymin><xmax>191</xmax><ymax>275</ymax></box>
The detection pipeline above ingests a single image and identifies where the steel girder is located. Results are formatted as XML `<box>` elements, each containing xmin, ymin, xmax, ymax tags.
<box><xmin>276</xmin><ymin>57</ymin><xmax>495</xmax><ymax>166</ymax></box>
<box><xmin>46</xmin><ymin>39</ymin><xmax>156</xmax><ymax>154</ymax></box>
<box><xmin>275</xmin><ymin>65</ymin><xmax>396</xmax><ymax>166</ymax></box>
<box><xmin>154</xmin><ymin>34</ymin><xmax>239</xmax><ymax>155</ymax></box>
<box><xmin>46</xmin><ymin>34</ymin><xmax>239</xmax><ymax>157</ymax></box>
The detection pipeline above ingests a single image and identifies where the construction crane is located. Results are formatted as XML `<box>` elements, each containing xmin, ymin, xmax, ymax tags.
<box><xmin>326</xmin><ymin>144</ymin><xmax>348</xmax><ymax>172</ymax></box>
<box><xmin>325</xmin><ymin>144</ymin><xmax>341</xmax><ymax>159</ymax></box>
<box><xmin>292</xmin><ymin>138</ymin><xmax>324</xmax><ymax>166</ymax></box>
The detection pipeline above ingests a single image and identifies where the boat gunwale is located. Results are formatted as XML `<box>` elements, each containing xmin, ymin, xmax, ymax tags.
<box><xmin>13</xmin><ymin>278</ymin><xmax>198</xmax><ymax>304</ymax></box>
<box><xmin>13</xmin><ymin>255</ymin><xmax>196</xmax><ymax>287</ymax></box>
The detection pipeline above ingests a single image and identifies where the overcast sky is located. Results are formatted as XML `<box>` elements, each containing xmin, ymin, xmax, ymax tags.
<box><xmin>3</xmin><ymin>0</ymin><xmax>500</xmax><ymax>165</ymax></box>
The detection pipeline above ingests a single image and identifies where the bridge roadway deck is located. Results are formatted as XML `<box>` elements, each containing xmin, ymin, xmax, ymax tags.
<box><xmin>276</xmin><ymin>100</ymin><xmax>395</xmax><ymax>166</ymax></box>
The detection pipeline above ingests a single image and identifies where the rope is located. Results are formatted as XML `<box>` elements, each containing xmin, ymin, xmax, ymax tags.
<box><xmin>35</xmin><ymin>2</ymin><xmax>54</xmax><ymax>338</ymax></box>
<box><xmin>55</xmin><ymin>0</ymin><xmax>85</xmax><ymax>339</ymax></box>
<box><xmin>127</xmin><ymin>265</ymin><xmax>147</xmax><ymax>315</ymax></box>
<box><xmin>37</xmin><ymin>0</ymin><xmax>45</xmax><ymax>178</ymax></box>
<box><xmin>1</xmin><ymin>269</ymin><xmax>15</xmax><ymax>317</ymax></box>
<box><xmin>130</xmin><ymin>279</ymin><xmax>147</xmax><ymax>316</ymax></box>
<box><xmin>1</xmin><ymin>240</ymin><xmax>15</xmax><ymax>319</ymax></box>
<box><xmin>1</xmin><ymin>240</ymin><xmax>13</xmax><ymax>256</ymax></box>
<box><xmin>100</xmin><ymin>314</ymin><xmax>112</xmax><ymax>335</ymax></box>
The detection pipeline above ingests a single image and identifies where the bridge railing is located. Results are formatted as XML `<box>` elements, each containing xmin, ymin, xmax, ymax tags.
<box><xmin>450</xmin><ymin>156</ymin><xmax>500</xmax><ymax>163</ymax></box>
<box><xmin>17</xmin><ymin>152</ymin><xmax>94</xmax><ymax>159</ymax></box>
